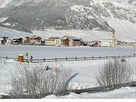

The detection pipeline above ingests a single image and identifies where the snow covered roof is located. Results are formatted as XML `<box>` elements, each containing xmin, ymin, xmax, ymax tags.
<box><xmin>100</xmin><ymin>39</ymin><xmax>113</xmax><ymax>41</ymax></box>
<box><xmin>62</xmin><ymin>36</ymin><xmax>81</xmax><ymax>40</ymax></box>
<box><xmin>0</xmin><ymin>38</ymin><xmax>3</xmax><ymax>40</ymax></box>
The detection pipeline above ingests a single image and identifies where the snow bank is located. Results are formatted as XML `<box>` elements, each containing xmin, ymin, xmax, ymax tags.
<box><xmin>45</xmin><ymin>87</ymin><xmax>136</xmax><ymax>99</ymax></box>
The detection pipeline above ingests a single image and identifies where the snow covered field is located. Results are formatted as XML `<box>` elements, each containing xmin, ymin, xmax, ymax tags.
<box><xmin>1</xmin><ymin>58</ymin><xmax>136</xmax><ymax>98</ymax></box>
<box><xmin>1</xmin><ymin>45</ymin><xmax>136</xmax><ymax>58</ymax></box>
<box><xmin>1</xmin><ymin>46</ymin><xmax>136</xmax><ymax>98</ymax></box>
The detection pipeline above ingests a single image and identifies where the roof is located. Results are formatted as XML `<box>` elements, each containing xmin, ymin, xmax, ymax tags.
<box><xmin>0</xmin><ymin>38</ymin><xmax>3</xmax><ymax>40</ymax></box>
<box><xmin>48</xmin><ymin>37</ymin><xmax>60</xmax><ymax>39</ymax></box>
<box><xmin>62</xmin><ymin>36</ymin><xmax>81</xmax><ymax>40</ymax></box>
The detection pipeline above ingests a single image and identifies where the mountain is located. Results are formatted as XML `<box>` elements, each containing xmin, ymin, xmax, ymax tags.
<box><xmin>0</xmin><ymin>0</ymin><xmax>136</xmax><ymax>33</ymax></box>
<box><xmin>0</xmin><ymin>0</ymin><xmax>12</xmax><ymax>8</ymax></box>
<box><xmin>128</xmin><ymin>0</ymin><xmax>136</xmax><ymax>5</ymax></box>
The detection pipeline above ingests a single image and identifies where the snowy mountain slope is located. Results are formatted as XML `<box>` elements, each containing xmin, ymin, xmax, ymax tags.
<box><xmin>0</xmin><ymin>0</ymin><xmax>13</xmax><ymax>8</ymax></box>
<box><xmin>0</xmin><ymin>0</ymin><xmax>45</xmax><ymax>8</ymax></box>
<box><xmin>0</xmin><ymin>26</ymin><xmax>34</xmax><ymax>38</ymax></box>
<box><xmin>128</xmin><ymin>0</ymin><xmax>136</xmax><ymax>5</ymax></box>
<box><xmin>33</xmin><ymin>18</ymin><xmax>136</xmax><ymax>42</ymax></box>
<box><xmin>33</xmin><ymin>30</ymin><xmax>112</xmax><ymax>41</ymax></box>
<box><xmin>107</xmin><ymin>18</ymin><xmax>136</xmax><ymax>41</ymax></box>
<box><xmin>0</xmin><ymin>0</ymin><xmax>136</xmax><ymax>41</ymax></box>
<box><xmin>0</xmin><ymin>0</ymin><xmax>135</xmax><ymax>32</ymax></box>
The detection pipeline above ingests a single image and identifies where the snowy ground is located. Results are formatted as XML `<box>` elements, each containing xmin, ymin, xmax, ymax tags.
<box><xmin>45</xmin><ymin>87</ymin><xmax>136</xmax><ymax>99</ymax></box>
<box><xmin>0</xmin><ymin>26</ymin><xmax>34</xmax><ymax>38</ymax></box>
<box><xmin>1</xmin><ymin>46</ymin><xmax>136</xmax><ymax>98</ymax></box>
<box><xmin>1</xmin><ymin>45</ymin><xmax>136</xmax><ymax>58</ymax></box>
<box><xmin>1</xmin><ymin>57</ymin><xmax>136</xmax><ymax>98</ymax></box>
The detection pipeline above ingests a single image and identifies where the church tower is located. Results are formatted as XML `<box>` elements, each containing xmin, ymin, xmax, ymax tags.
<box><xmin>112</xmin><ymin>29</ymin><xmax>116</xmax><ymax>47</ymax></box>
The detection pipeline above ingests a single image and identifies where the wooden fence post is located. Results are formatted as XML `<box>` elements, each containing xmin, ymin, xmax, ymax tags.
<box><xmin>6</xmin><ymin>56</ymin><xmax>8</xmax><ymax>60</ymax></box>
<box><xmin>75</xmin><ymin>57</ymin><xmax>77</xmax><ymax>61</ymax></box>
<box><xmin>30</xmin><ymin>56</ymin><xmax>33</xmax><ymax>62</ymax></box>
<box><xmin>106</xmin><ymin>56</ymin><xmax>108</xmax><ymax>59</ymax></box>
<box><xmin>43</xmin><ymin>58</ymin><xmax>46</xmax><ymax>62</ymax></box>
<box><xmin>55</xmin><ymin>58</ymin><xmax>57</xmax><ymax>62</ymax></box>
<box><xmin>66</xmin><ymin>57</ymin><xmax>67</xmax><ymax>61</ymax></box>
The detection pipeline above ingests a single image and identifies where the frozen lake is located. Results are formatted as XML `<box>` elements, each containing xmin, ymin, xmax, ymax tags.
<box><xmin>0</xmin><ymin>45</ymin><xmax>136</xmax><ymax>58</ymax></box>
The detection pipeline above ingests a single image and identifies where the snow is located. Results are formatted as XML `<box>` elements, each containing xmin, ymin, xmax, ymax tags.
<box><xmin>0</xmin><ymin>26</ymin><xmax>34</xmax><ymax>38</ymax></box>
<box><xmin>0</xmin><ymin>0</ymin><xmax>44</xmax><ymax>8</ymax></box>
<box><xmin>90</xmin><ymin>0</ymin><xmax>132</xmax><ymax>8</ymax></box>
<box><xmin>33</xmin><ymin>29</ymin><xmax>112</xmax><ymax>41</ymax></box>
<box><xmin>0</xmin><ymin>0</ymin><xmax>136</xmax><ymax>98</ymax></box>
<box><xmin>1</xmin><ymin>45</ymin><xmax>136</xmax><ymax>58</ymax></box>
<box><xmin>71</xmin><ymin>5</ymin><xmax>85</xmax><ymax>12</ymax></box>
<box><xmin>1</xmin><ymin>46</ymin><xmax>136</xmax><ymax>98</ymax></box>
<box><xmin>0</xmin><ymin>17</ymin><xmax>8</xmax><ymax>23</ymax></box>
<box><xmin>0</xmin><ymin>0</ymin><xmax>13</xmax><ymax>8</ymax></box>
<box><xmin>0</xmin><ymin>59</ymin><xmax>134</xmax><ymax>98</ymax></box>
<box><xmin>45</xmin><ymin>87</ymin><xmax>136</xmax><ymax>99</ymax></box>
<box><xmin>107</xmin><ymin>18</ymin><xmax>136</xmax><ymax>42</ymax></box>
<box><xmin>33</xmin><ymin>18</ymin><xmax>136</xmax><ymax>42</ymax></box>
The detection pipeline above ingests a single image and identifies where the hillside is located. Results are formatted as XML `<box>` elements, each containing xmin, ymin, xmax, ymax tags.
<box><xmin>0</xmin><ymin>26</ymin><xmax>34</xmax><ymax>38</ymax></box>
<box><xmin>0</xmin><ymin>0</ymin><xmax>135</xmax><ymax>33</ymax></box>
<box><xmin>33</xmin><ymin>18</ymin><xmax>136</xmax><ymax>42</ymax></box>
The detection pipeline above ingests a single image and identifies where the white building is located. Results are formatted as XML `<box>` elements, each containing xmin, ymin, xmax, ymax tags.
<box><xmin>100</xmin><ymin>39</ymin><xmax>117</xmax><ymax>47</ymax></box>
<box><xmin>5</xmin><ymin>39</ymin><xmax>12</xmax><ymax>45</ymax></box>
<box><xmin>45</xmin><ymin>37</ymin><xmax>62</xmax><ymax>46</ymax></box>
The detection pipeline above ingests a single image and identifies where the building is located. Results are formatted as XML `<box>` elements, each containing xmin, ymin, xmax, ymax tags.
<box><xmin>0</xmin><ymin>37</ymin><xmax>12</xmax><ymax>45</ymax></box>
<box><xmin>1</xmin><ymin>36</ymin><xmax>8</xmax><ymax>45</ymax></box>
<box><xmin>5</xmin><ymin>39</ymin><xmax>12</xmax><ymax>45</ymax></box>
<box><xmin>100</xmin><ymin>39</ymin><xmax>117</xmax><ymax>47</ymax></box>
<box><xmin>117</xmin><ymin>41</ymin><xmax>136</xmax><ymax>46</ymax></box>
<box><xmin>45</xmin><ymin>37</ymin><xmax>62</xmax><ymax>46</ymax></box>
<box><xmin>62</xmin><ymin>36</ymin><xmax>82</xmax><ymax>46</ymax></box>
<box><xmin>24</xmin><ymin>36</ymin><xmax>42</xmax><ymax>45</ymax></box>
<box><xmin>12</xmin><ymin>38</ymin><xmax>23</xmax><ymax>45</ymax></box>
<box><xmin>84</xmin><ymin>41</ymin><xmax>100</xmax><ymax>47</ymax></box>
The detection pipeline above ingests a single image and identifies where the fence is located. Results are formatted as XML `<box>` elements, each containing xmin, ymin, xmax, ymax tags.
<box><xmin>0</xmin><ymin>54</ymin><xmax>136</xmax><ymax>63</ymax></box>
<box><xmin>1</xmin><ymin>80</ymin><xmax>136</xmax><ymax>99</ymax></box>
<box><xmin>66</xmin><ymin>81</ymin><xmax>136</xmax><ymax>95</ymax></box>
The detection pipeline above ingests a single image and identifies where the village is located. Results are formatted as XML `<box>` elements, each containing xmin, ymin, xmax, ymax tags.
<box><xmin>0</xmin><ymin>31</ymin><xmax>136</xmax><ymax>48</ymax></box>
